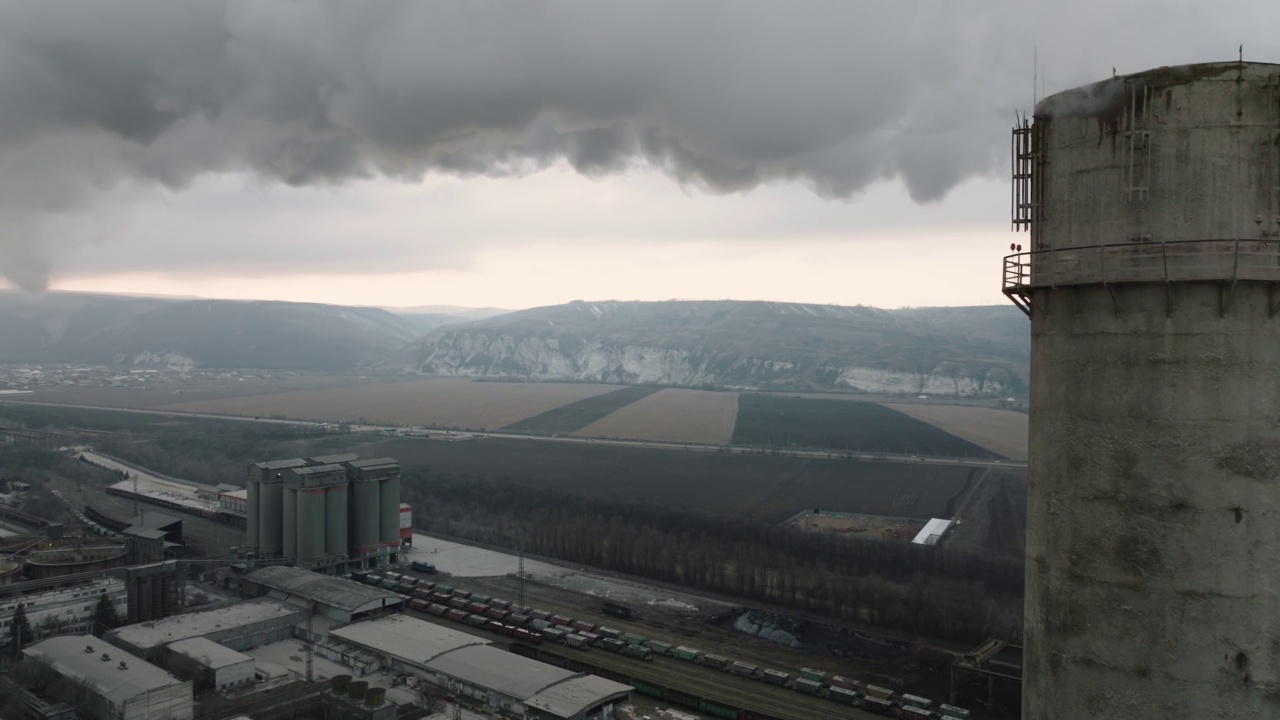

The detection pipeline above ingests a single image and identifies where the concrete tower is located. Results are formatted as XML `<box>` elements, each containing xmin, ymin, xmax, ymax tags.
<box><xmin>1006</xmin><ymin>62</ymin><xmax>1280</xmax><ymax>718</ymax></box>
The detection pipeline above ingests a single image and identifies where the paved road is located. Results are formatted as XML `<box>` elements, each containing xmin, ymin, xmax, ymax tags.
<box><xmin>2</xmin><ymin>398</ymin><xmax>1024</xmax><ymax>469</ymax></box>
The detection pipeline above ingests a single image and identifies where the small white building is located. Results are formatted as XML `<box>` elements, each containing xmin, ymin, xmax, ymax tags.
<box><xmin>166</xmin><ymin>637</ymin><xmax>255</xmax><ymax>692</ymax></box>
<box><xmin>911</xmin><ymin>518</ymin><xmax>954</xmax><ymax>546</ymax></box>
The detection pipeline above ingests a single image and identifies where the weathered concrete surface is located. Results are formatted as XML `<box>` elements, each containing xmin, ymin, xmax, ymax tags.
<box><xmin>1024</xmin><ymin>62</ymin><xmax>1280</xmax><ymax>719</ymax></box>
<box><xmin>1027</xmin><ymin>283</ymin><xmax>1280</xmax><ymax>718</ymax></box>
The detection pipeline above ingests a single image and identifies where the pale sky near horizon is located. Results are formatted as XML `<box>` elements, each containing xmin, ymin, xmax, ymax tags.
<box><xmin>1</xmin><ymin>1</ymin><xmax>1276</xmax><ymax>311</ymax></box>
<box><xmin>40</xmin><ymin>168</ymin><xmax>1009</xmax><ymax>310</ymax></box>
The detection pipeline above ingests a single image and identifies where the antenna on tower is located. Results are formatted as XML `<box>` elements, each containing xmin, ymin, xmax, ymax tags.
<box><xmin>1033</xmin><ymin>46</ymin><xmax>1038</xmax><ymax>108</ymax></box>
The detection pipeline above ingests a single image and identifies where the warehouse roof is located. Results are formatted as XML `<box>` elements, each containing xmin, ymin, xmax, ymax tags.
<box><xmin>108</xmin><ymin>600</ymin><xmax>300</xmax><ymax>650</ymax></box>
<box><xmin>427</xmin><ymin>644</ymin><xmax>574</xmax><ymax>699</ymax></box>
<box><xmin>167</xmin><ymin>637</ymin><xmax>253</xmax><ymax>670</ymax></box>
<box><xmin>24</xmin><ymin>635</ymin><xmax>186</xmax><ymax>707</ymax></box>
<box><xmin>329</xmin><ymin>615</ymin><xmax>489</xmax><ymax>665</ymax></box>
<box><xmin>526</xmin><ymin>675</ymin><xmax>633</xmax><ymax>717</ymax></box>
<box><xmin>334</xmin><ymin>616</ymin><xmax>630</xmax><ymax>717</ymax></box>
<box><xmin>245</xmin><ymin>566</ymin><xmax>402</xmax><ymax>614</ymax></box>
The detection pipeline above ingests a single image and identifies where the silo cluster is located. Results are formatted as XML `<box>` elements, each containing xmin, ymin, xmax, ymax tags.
<box><xmin>246</xmin><ymin>454</ymin><xmax>408</xmax><ymax>570</ymax></box>
<box><xmin>1005</xmin><ymin>61</ymin><xmax>1280</xmax><ymax>718</ymax></box>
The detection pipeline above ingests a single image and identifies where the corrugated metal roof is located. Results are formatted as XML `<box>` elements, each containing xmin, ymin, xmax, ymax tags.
<box><xmin>426</xmin><ymin>644</ymin><xmax>574</xmax><ymax>699</ymax></box>
<box><xmin>167</xmin><ymin>637</ymin><xmax>253</xmax><ymax>670</ymax></box>
<box><xmin>332</xmin><ymin>616</ymin><xmax>630</xmax><ymax>716</ymax></box>
<box><xmin>24</xmin><ymin>635</ymin><xmax>187</xmax><ymax>706</ymax></box>
<box><xmin>526</xmin><ymin>675</ymin><xmax>632</xmax><ymax>718</ymax></box>
<box><xmin>329</xmin><ymin>615</ymin><xmax>489</xmax><ymax>665</ymax></box>
<box><xmin>245</xmin><ymin>566</ymin><xmax>403</xmax><ymax>614</ymax></box>
<box><xmin>108</xmin><ymin>600</ymin><xmax>301</xmax><ymax>650</ymax></box>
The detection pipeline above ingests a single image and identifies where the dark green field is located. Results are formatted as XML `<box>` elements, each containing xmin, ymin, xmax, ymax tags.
<box><xmin>500</xmin><ymin>385</ymin><xmax>661</xmax><ymax>434</ymax></box>
<box><xmin>731</xmin><ymin>395</ymin><xmax>999</xmax><ymax>458</ymax></box>
<box><xmin>360</xmin><ymin>436</ymin><xmax>980</xmax><ymax>522</ymax></box>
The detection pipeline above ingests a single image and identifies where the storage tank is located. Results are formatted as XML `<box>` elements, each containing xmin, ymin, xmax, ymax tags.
<box><xmin>282</xmin><ymin>485</ymin><xmax>297</xmax><ymax>559</ymax></box>
<box><xmin>326</xmin><ymin>482</ymin><xmax>349</xmax><ymax>559</ymax></box>
<box><xmin>27</xmin><ymin>544</ymin><xmax>127</xmax><ymax>579</ymax></box>
<box><xmin>351</xmin><ymin>477</ymin><xmax>380</xmax><ymax>555</ymax></box>
<box><xmin>0</xmin><ymin>558</ymin><xmax>21</xmax><ymax>585</ymax></box>
<box><xmin>245</xmin><ymin>475</ymin><xmax>260</xmax><ymax>548</ymax></box>
<box><xmin>1005</xmin><ymin>61</ymin><xmax>1280</xmax><ymax>719</ymax></box>
<box><xmin>251</xmin><ymin>459</ymin><xmax>305</xmax><ymax>556</ymax></box>
<box><xmin>297</xmin><ymin>488</ymin><xmax>326</xmax><ymax>563</ymax></box>
<box><xmin>379</xmin><ymin>473</ymin><xmax>401</xmax><ymax>547</ymax></box>
<box><xmin>346</xmin><ymin>458</ymin><xmax>399</xmax><ymax>557</ymax></box>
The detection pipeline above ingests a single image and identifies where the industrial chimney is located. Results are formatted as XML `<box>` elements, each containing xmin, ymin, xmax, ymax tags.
<box><xmin>1006</xmin><ymin>61</ymin><xmax>1280</xmax><ymax>718</ymax></box>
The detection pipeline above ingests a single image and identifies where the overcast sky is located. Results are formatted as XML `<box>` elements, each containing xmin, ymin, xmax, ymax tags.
<box><xmin>1</xmin><ymin>1</ymin><xmax>1276</xmax><ymax>310</ymax></box>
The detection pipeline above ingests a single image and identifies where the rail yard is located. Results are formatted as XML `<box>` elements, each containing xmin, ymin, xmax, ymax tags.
<box><xmin>376</xmin><ymin>562</ymin><xmax>970</xmax><ymax>720</ymax></box>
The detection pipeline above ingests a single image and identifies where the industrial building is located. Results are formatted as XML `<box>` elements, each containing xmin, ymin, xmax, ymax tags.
<box><xmin>0</xmin><ymin>576</ymin><xmax>127</xmax><ymax>645</ymax></box>
<box><xmin>165</xmin><ymin>637</ymin><xmax>256</xmax><ymax>692</ymax></box>
<box><xmin>246</xmin><ymin>455</ymin><xmax>411</xmax><ymax>572</ymax></box>
<box><xmin>1004</xmin><ymin>60</ymin><xmax>1280</xmax><ymax>718</ymax></box>
<box><xmin>329</xmin><ymin>614</ymin><xmax>631</xmax><ymax>719</ymax></box>
<box><xmin>106</xmin><ymin>599</ymin><xmax>305</xmax><ymax>661</ymax></box>
<box><xmin>23</xmin><ymin>635</ymin><xmax>194</xmax><ymax>720</ymax></box>
<box><xmin>240</xmin><ymin>565</ymin><xmax>403</xmax><ymax>625</ymax></box>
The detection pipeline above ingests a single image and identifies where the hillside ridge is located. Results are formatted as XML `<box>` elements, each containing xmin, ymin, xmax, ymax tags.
<box><xmin>396</xmin><ymin>299</ymin><xmax>1029</xmax><ymax>396</ymax></box>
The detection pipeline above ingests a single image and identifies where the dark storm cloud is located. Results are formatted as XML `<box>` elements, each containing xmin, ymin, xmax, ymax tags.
<box><xmin>0</xmin><ymin>0</ymin><xmax>1272</xmax><ymax>289</ymax></box>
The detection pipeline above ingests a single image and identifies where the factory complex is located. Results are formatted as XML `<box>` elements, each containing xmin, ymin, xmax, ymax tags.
<box><xmin>15</xmin><ymin>566</ymin><xmax>629</xmax><ymax>720</ymax></box>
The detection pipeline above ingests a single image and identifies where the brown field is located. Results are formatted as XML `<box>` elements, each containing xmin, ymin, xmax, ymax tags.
<box><xmin>879</xmin><ymin>403</ymin><xmax>1028</xmax><ymax>460</ymax></box>
<box><xmin>571</xmin><ymin>388</ymin><xmax>739</xmax><ymax>444</ymax></box>
<box><xmin>160</xmin><ymin>378</ymin><xmax>622</xmax><ymax>430</ymax></box>
<box><xmin>788</xmin><ymin>511</ymin><xmax>925</xmax><ymax>542</ymax></box>
<box><xmin>17</xmin><ymin>375</ymin><xmax>391</xmax><ymax>409</ymax></box>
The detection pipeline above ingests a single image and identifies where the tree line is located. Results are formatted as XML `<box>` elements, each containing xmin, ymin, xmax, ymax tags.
<box><xmin>402</xmin><ymin>468</ymin><xmax>1023</xmax><ymax>644</ymax></box>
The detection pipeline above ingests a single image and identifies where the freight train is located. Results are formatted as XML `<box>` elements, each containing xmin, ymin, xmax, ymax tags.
<box><xmin>375</xmin><ymin>566</ymin><xmax>970</xmax><ymax>719</ymax></box>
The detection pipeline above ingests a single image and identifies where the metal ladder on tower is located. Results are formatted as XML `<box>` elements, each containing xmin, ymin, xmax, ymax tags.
<box><xmin>1121</xmin><ymin>82</ymin><xmax>1152</xmax><ymax>203</ymax></box>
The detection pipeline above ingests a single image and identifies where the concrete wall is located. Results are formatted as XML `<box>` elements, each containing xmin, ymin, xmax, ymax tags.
<box><xmin>211</xmin><ymin>657</ymin><xmax>255</xmax><ymax>691</ymax></box>
<box><xmin>118</xmin><ymin>682</ymin><xmax>194</xmax><ymax>720</ymax></box>
<box><xmin>1024</xmin><ymin>62</ymin><xmax>1280</xmax><ymax>719</ymax></box>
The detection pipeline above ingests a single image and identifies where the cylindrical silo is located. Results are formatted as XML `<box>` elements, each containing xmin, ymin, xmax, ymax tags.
<box><xmin>246</xmin><ymin>476</ymin><xmax>260</xmax><ymax>548</ymax></box>
<box><xmin>258</xmin><ymin>475</ymin><xmax>284</xmax><ymax>556</ymax></box>
<box><xmin>379</xmin><ymin>475</ymin><xmax>401</xmax><ymax>547</ymax></box>
<box><xmin>1007</xmin><ymin>61</ymin><xmax>1280</xmax><ymax>719</ymax></box>
<box><xmin>353</xmin><ymin>478</ymin><xmax>381</xmax><ymax>554</ymax></box>
<box><xmin>282</xmin><ymin>485</ymin><xmax>297</xmax><ymax>559</ymax></box>
<box><xmin>326</xmin><ymin>483</ymin><xmax>349</xmax><ymax>559</ymax></box>
<box><xmin>298</xmin><ymin>488</ymin><xmax>326</xmax><ymax>563</ymax></box>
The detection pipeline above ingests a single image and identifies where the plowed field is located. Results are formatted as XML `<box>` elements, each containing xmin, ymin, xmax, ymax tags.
<box><xmin>572</xmin><ymin>388</ymin><xmax>739</xmax><ymax>444</ymax></box>
<box><xmin>879</xmin><ymin>404</ymin><xmax>1027</xmax><ymax>460</ymax></box>
<box><xmin>161</xmin><ymin>378</ymin><xmax>620</xmax><ymax>430</ymax></box>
